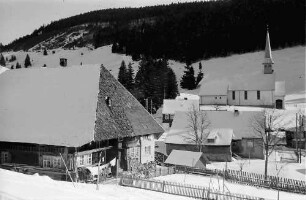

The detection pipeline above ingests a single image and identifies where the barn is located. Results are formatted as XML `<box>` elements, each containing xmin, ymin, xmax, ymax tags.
<box><xmin>0</xmin><ymin>65</ymin><xmax>164</xmax><ymax>180</ymax></box>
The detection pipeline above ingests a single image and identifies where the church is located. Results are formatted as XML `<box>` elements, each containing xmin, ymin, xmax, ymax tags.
<box><xmin>199</xmin><ymin>29</ymin><xmax>285</xmax><ymax>109</ymax></box>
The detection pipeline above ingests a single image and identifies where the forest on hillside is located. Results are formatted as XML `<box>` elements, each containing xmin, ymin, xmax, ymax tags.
<box><xmin>3</xmin><ymin>0</ymin><xmax>304</xmax><ymax>63</ymax></box>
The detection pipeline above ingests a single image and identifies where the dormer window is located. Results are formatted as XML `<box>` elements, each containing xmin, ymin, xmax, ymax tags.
<box><xmin>105</xmin><ymin>96</ymin><xmax>111</xmax><ymax>107</ymax></box>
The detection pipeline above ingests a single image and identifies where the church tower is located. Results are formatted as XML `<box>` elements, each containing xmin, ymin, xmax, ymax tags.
<box><xmin>263</xmin><ymin>27</ymin><xmax>274</xmax><ymax>74</ymax></box>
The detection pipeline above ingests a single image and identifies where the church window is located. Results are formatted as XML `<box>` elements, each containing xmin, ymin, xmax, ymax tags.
<box><xmin>244</xmin><ymin>91</ymin><xmax>248</xmax><ymax>100</ymax></box>
<box><xmin>232</xmin><ymin>91</ymin><xmax>235</xmax><ymax>100</ymax></box>
<box><xmin>257</xmin><ymin>91</ymin><xmax>260</xmax><ymax>100</ymax></box>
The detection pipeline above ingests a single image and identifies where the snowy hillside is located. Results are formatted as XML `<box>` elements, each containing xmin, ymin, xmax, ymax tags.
<box><xmin>2</xmin><ymin>45</ymin><xmax>305</xmax><ymax>103</ymax></box>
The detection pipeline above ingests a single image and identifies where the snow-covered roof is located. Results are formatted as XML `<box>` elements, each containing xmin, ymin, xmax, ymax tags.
<box><xmin>165</xmin><ymin>150</ymin><xmax>210</xmax><ymax>167</ymax></box>
<box><xmin>165</xmin><ymin>110</ymin><xmax>262</xmax><ymax>145</ymax></box>
<box><xmin>206</xmin><ymin>128</ymin><xmax>234</xmax><ymax>146</ymax></box>
<box><xmin>228</xmin><ymin>72</ymin><xmax>275</xmax><ymax>91</ymax></box>
<box><xmin>0</xmin><ymin>65</ymin><xmax>164</xmax><ymax>147</ymax></box>
<box><xmin>162</xmin><ymin>99</ymin><xmax>199</xmax><ymax>114</ymax></box>
<box><xmin>199</xmin><ymin>79</ymin><xmax>228</xmax><ymax>95</ymax></box>
<box><xmin>176</xmin><ymin>93</ymin><xmax>200</xmax><ymax>100</ymax></box>
<box><xmin>199</xmin><ymin>71</ymin><xmax>276</xmax><ymax>96</ymax></box>
<box><xmin>275</xmin><ymin>81</ymin><xmax>286</xmax><ymax>97</ymax></box>
<box><xmin>0</xmin><ymin>66</ymin><xmax>9</xmax><ymax>74</ymax></box>
<box><xmin>0</xmin><ymin>65</ymin><xmax>100</xmax><ymax>147</ymax></box>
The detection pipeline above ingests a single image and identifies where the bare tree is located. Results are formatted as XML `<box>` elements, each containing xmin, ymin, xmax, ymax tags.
<box><xmin>184</xmin><ymin>106</ymin><xmax>211</xmax><ymax>152</ymax></box>
<box><xmin>250</xmin><ymin>109</ymin><xmax>288</xmax><ymax>180</ymax></box>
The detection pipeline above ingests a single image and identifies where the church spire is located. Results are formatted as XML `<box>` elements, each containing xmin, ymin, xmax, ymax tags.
<box><xmin>263</xmin><ymin>26</ymin><xmax>274</xmax><ymax>74</ymax></box>
<box><xmin>263</xmin><ymin>26</ymin><xmax>274</xmax><ymax>65</ymax></box>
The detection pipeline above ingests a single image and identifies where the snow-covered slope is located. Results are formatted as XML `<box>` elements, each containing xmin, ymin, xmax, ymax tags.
<box><xmin>0</xmin><ymin>169</ymin><xmax>190</xmax><ymax>200</ymax></box>
<box><xmin>2</xmin><ymin>45</ymin><xmax>305</xmax><ymax>103</ymax></box>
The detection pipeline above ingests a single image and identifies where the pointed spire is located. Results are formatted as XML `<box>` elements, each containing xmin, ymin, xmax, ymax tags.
<box><xmin>263</xmin><ymin>25</ymin><xmax>274</xmax><ymax>64</ymax></box>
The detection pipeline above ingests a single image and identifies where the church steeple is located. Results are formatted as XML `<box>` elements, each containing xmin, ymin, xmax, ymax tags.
<box><xmin>263</xmin><ymin>26</ymin><xmax>274</xmax><ymax>74</ymax></box>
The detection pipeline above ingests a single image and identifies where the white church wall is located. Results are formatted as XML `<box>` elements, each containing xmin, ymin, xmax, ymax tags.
<box><xmin>228</xmin><ymin>90</ymin><xmax>274</xmax><ymax>107</ymax></box>
<box><xmin>200</xmin><ymin>95</ymin><xmax>227</xmax><ymax>105</ymax></box>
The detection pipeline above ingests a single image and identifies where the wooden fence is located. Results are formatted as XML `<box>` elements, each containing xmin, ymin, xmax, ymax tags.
<box><xmin>120</xmin><ymin>176</ymin><xmax>265</xmax><ymax>200</ymax></box>
<box><xmin>175</xmin><ymin>166</ymin><xmax>306</xmax><ymax>194</ymax></box>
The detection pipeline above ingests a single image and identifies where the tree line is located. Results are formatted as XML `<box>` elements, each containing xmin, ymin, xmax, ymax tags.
<box><xmin>0</xmin><ymin>53</ymin><xmax>31</xmax><ymax>69</ymax></box>
<box><xmin>3</xmin><ymin>0</ymin><xmax>304</xmax><ymax>63</ymax></box>
<box><xmin>117</xmin><ymin>58</ymin><xmax>178</xmax><ymax>112</ymax></box>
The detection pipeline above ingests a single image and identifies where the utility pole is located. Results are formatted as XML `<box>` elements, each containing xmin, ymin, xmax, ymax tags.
<box><xmin>296</xmin><ymin>113</ymin><xmax>299</xmax><ymax>163</ymax></box>
<box><xmin>299</xmin><ymin>115</ymin><xmax>302</xmax><ymax>163</ymax></box>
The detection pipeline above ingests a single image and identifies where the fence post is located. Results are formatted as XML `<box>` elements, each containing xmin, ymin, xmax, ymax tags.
<box><xmin>162</xmin><ymin>181</ymin><xmax>166</xmax><ymax>192</ymax></box>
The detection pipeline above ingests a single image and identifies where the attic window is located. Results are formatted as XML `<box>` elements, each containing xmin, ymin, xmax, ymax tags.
<box><xmin>105</xmin><ymin>96</ymin><xmax>111</xmax><ymax>107</ymax></box>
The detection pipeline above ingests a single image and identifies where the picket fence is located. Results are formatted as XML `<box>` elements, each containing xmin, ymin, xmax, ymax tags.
<box><xmin>174</xmin><ymin>166</ymin><xmax>306</xmax><ymax>194</ymax></box>
<box><xmin>120</xmin><ymin>176</ymin><xmax>265</xmax><ymax>200</ymax></box>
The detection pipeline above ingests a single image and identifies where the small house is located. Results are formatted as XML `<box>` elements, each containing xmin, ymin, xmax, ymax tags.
<box><xmin>162</xmin><ymin>99</ymin><xmax>199</xmax><ymax>127</ymax></box>
<box><xmin>165</xmin><ymin>150</ymin><xmax>210</xmax><ymax>169</ymax></box>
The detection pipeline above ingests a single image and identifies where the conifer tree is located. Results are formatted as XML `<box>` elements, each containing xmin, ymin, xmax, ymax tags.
<box><xmin>24</xmin><ymin>54</ymin><xmax>31</xmax><ymax>68</ymax></box>
<box><xmin>126</xmin><ymin>62</ymin><xmax>134</xmax><ymax>91</ymax></box>
<box><xmin>118</xmin><ymin>60</ymin><xmax>128</xmax><ymax>88</ymax></box>
<box><xmin>166</xmin><ymin>68</ymin><xmax>179</xmax><ymax>99</ymax></box>
<box><xmin>196</xmin><ymin>62</ymin><xmax>204</xmax><ymax>86</ymax></box>
<box><xmin>180</xmin><ymin>65</ymin><xmax>196</xmax><ymax>90</ymax></box>
<box><xmin>43</xmin><ymin>49</ymin><xmax>48</xmax><ymax>56</ymax></box>
<box><xmin>16</xmin><ymin>62</ymin><xmax>21</xmax><ymax>69</ymax></box>
<box><xmin>0</xmin><ymin>54</ymin><xmax>5</xmax><ymax>66</ymax></box>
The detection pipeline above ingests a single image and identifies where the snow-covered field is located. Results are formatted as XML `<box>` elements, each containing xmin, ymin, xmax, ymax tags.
<box><xmin>2</xmin><ymin>45</ymin><xmax>305</xmax><ymax>103</ymax></box>
<box><xmin>0</xmin><ymin>169</ymin><xmax>190</xmax><ymax>200</ymax></box>
<box><xmin>154</xmin><ymin>174</ymin><xmax>305</xmax><ymax>200</ymax></box>
<box><xmin>207</xmin><ymin>151</ymin><xmax>306</xmax><ymax>181</ymax></box>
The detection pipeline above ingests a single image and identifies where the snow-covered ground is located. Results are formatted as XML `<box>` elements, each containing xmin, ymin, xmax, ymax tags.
<box><xmin>154</xmin><ymin>174</ymin><xmax>305</xmax><ymax>200</ymax></box>
<box><xmin>2</xmin><ymin>45</ymin><xmax>305</xmax><ymax>103</ymax></box>
<box><xmin>207</xmin><ymin>151</ymin><xmax>306</xmax><ymax>181</ymax></box>
<box><xmin>0</xmin><ymin>169</ymin><xmax>190</xmax><ymax>200</ymax></box>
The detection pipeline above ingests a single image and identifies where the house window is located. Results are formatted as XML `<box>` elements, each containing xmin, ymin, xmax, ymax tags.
<box><xmin>219</xmin><ymin>97</ymin><xmax>221</xmax><ymax>99</ymax></box>
<box><xmin>164</xmin><ymin>115</ymin><xmax>169</xmax><ymax>120</ymax></box>
<box><xmin>80</xmin><ymin>155</ymin><xmax>84</xmax><ymax>165</ymax></box>
<box><xmin>207</xmin><ymin>139</ymin><xmax>214</xmax><ymax>143</ymax></box>
<box><xmin>1</xmin><ymin>152</ymin><xmax>10</xmax><ymax>163</ymax></box>
<box><xmin>215</xmin><ymin>97</ymin><xmax>217</xmax><ymax>99</ymax></box>
<box><xmin>232</xmin><ymin>91</ymin><xmax>235</xmax><ymax>100</ymax></box>
<box><xmin>244</xmin><ymin>91</ymin><xmax>248</xmax><ymax>100</ymax></box>
<box><xmin>257</xmin><ymin>91</ymin><xmax>260</xmax><ymax>100</ymax></box>
<box><xmin>53</xmin><ymin>157</ymin><xmax>61</xmax><ymax>168</ymax></box>
<box><xmin>247</xmin><ymin>140</ymin><xmax>254</xmax><ymax>148</ymax></box>
<box><xmin>86</xmin><ymin>154</ymin><xmax>92</xmax><ymax>165</ymax></box>
<box><xmin>145</xmin><ymin>146</ymin><xmax>151</xmax><ymax>155</ymax></box>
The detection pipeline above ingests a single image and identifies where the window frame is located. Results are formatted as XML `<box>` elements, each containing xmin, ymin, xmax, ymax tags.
<box><xmin>244</xmin><ymin>91</ymin><xmax>248</xmax><ymax>100</ymax></box>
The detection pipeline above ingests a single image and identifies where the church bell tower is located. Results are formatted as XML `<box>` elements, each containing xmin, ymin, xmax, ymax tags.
<box><xmin>263</xmin><ymin>27</ymin><xmax>274</xmax><ymax>74</ymax></box>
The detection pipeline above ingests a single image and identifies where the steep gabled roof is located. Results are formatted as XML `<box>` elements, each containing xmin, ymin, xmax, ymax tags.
<box><xmin>0</xmin><ymin>65</ymin><xmax>164</xmax><ymax>147</ymax></box>
<box><xmin>94</xmin><ymin>65</ymin><xmax>164</xmax><ymax>141</ymax></box>
<box><xmin>0</xmin><ymin>65</ymin><xmax>100</xmax><ymax>147</ymax></box>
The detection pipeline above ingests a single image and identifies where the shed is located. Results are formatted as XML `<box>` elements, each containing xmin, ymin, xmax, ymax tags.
<box><xmin>165</xmin><ymin>150</ymin><xmax>210</xmax><ymax>168</ymax></box>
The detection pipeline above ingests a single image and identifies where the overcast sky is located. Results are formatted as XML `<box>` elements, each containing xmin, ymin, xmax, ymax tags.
<box><xmin>0</xmin><ymin>0</ymin><xmax>199</xmax><ymax>45</ymax></box>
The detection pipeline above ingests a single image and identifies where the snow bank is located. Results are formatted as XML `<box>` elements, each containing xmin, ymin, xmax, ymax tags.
<box><xmin>0</xmin><ymin>169</ymin><xmax>191</xmax><ymax>200</ymax></box>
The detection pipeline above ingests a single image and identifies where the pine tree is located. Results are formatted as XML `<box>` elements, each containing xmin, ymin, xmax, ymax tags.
<box><xmin>180</xmin><ymin>65</ymin><xmax>196</xmax><ymax>90</ymax></box>
<box><xmin>166</xmin><ymin>68</ymin><xmax>179</xmax><ymax>99</ymax></box>
<box><xmin>196</xmin><ymin>62</ymin><xmax>204</xmax><ymax>86</ymax></box>
<box><xmin>16</xmin><ymin>62</ymin><xmax>21</xmax><ymax>69</ymax></box>
<box><xmin>24</xmin><ymin>54</ymin><xmax>31</xmax><ymax>68</ymax></box>
<box><xmin>126</xmin><ymin>62</ymin><xmax>134</xmax><ymax>91</ymax></box>
<box><xmin>43</xmin><ymin>49</ymin><xmax>48</xmax><ymax>55</ymax></box>
<box><xmin>0</xmin><ymin>53</ymin><xmax>5</xmax><ymax>66</ymax></box>
<box><xmin>118</xmin><ymin>60</ymin><xmax>128</xmax><ymax>88</ymax></box>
